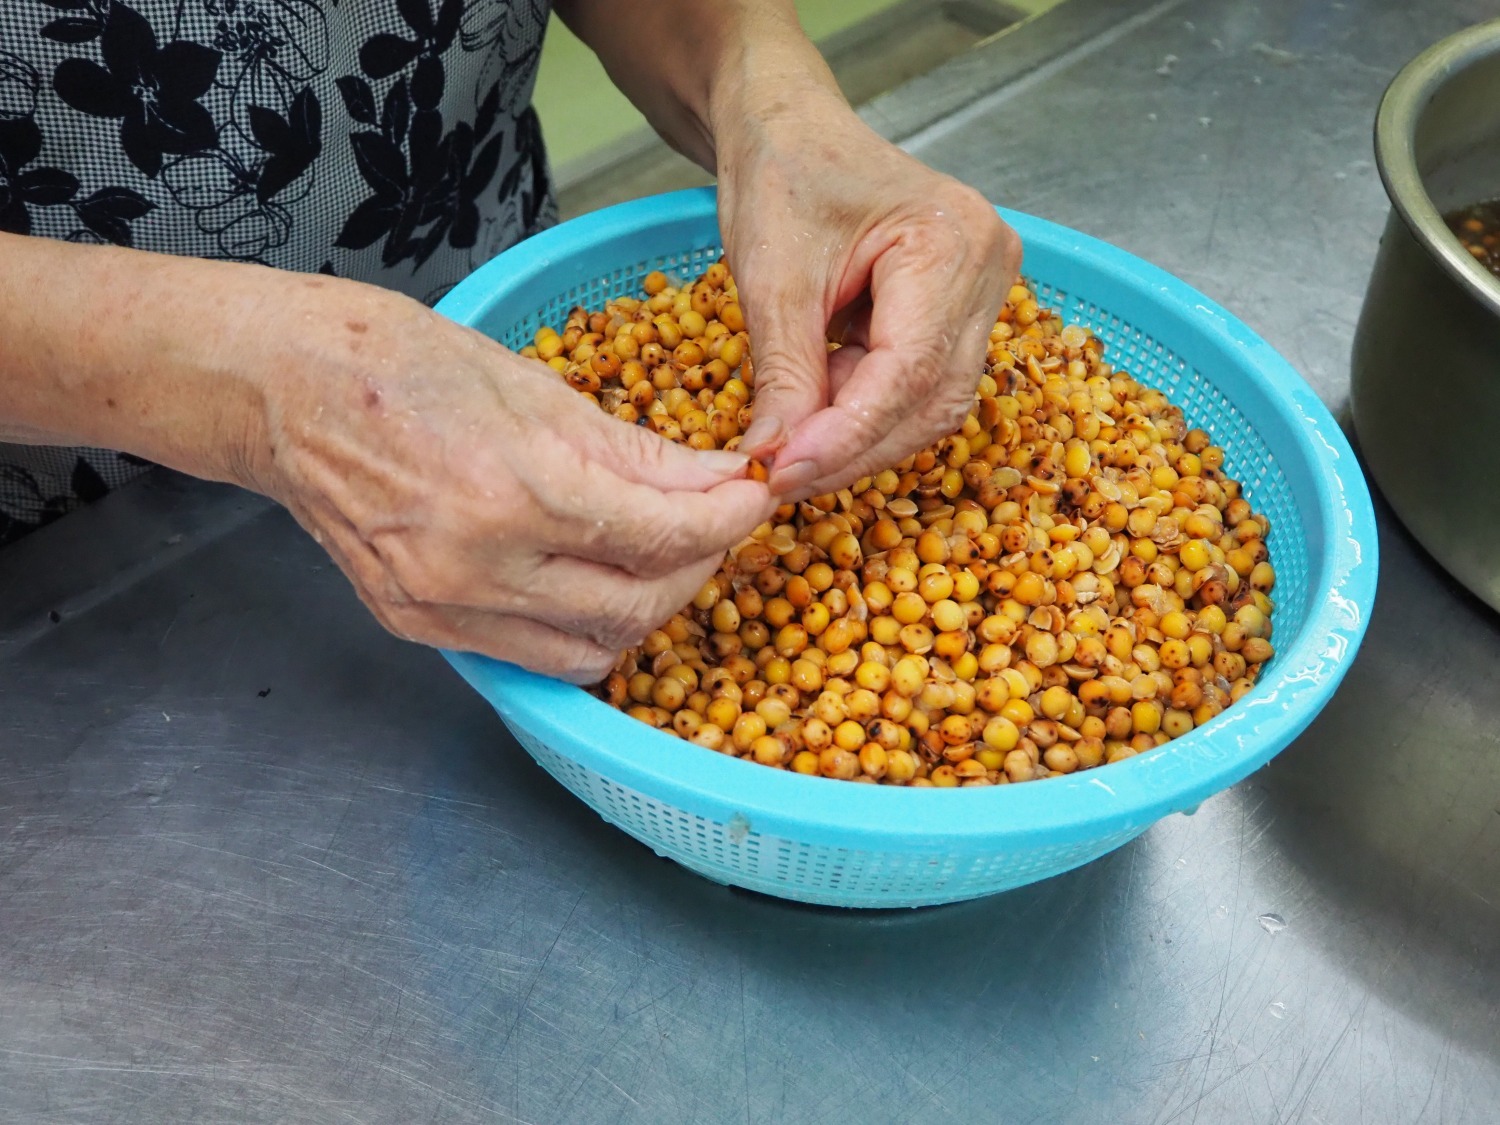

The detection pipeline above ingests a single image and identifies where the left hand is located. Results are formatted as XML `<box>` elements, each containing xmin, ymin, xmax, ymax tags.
<box><xmin>717</xmin><ymin>89</ymin><xmax>1022</xmax><ymax>500</ymax></box>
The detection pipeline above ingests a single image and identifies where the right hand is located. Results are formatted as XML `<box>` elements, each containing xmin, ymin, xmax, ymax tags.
<box><xmin>238</xmin><ymin>274</ymin><xmax>775</xmax><ymax>683</ymax></box>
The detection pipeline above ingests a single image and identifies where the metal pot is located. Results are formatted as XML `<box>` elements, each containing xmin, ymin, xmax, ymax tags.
<box><xmin>1351</xmin><ymin>18</ymin><xmax>1500</xmax><ymax>609</ymax></box>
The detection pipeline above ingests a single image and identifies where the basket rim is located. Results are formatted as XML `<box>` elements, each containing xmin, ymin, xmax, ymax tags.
<box><xmin>436</xmin><ymin>187</ymin><xmax>1378</xmax><ymax>847</ymax></box>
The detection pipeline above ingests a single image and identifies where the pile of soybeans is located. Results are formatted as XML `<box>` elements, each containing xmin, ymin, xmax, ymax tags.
<box><xmin>521</xmin><ymin>265</ymin><xmax>1276</xmax><ymax>787</ymax></box>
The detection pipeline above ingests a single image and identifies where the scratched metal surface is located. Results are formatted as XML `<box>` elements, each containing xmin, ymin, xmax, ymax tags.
<box><xmin>4</xmin><ymin>0</ymin><xmax>1500</xmax><ymax>1121</ymax></box>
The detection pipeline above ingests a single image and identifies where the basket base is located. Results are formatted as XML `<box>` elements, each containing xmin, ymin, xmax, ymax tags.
<box><xmin>642</xmin><ymin>829</ymin><xmax>1151</xmax><ymax>910</ymax></box>
<box><xmin>499</xmin><ymin>716</ymin><xmax>1156</xmax><ymax>909</ymax></box>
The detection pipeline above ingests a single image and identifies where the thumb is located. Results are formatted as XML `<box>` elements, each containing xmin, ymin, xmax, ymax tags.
<box><xmin>735</xmin><ymin>279</ymin><xmax>832</xmax><ymax>464</ymax></box>
<box><xmin>576</xmin><ymin>400</ymin><xmax>752</xmax><ymax>492</ymax></box>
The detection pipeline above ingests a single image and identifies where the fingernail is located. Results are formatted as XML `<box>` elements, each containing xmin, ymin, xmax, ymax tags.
<box><xmin>740</xmin><ymin>417</ymin><xmax>785</xmax><ymax>457</ymax></box>
<box><xmin>693</xmin><ymin>449</ymin><xmax>750</xmax><ymax>476</ymax></box>
<box><xmin>770</xmin><ymin>459</ymin><xmax>820</xmax><ymax>498</ymax></box>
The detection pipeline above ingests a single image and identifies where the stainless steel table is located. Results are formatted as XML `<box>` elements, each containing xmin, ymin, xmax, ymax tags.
<box><xmin>4</xmin><ymin>0</ymin><xmax>1499</xmax><ymax>1120</ymax></box>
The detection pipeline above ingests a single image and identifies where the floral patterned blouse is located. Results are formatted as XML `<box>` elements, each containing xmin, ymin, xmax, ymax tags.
<box><xmin>0</xmin><ymin>0</ymin><xmax>555</xmax><ymax>545</ymax></box>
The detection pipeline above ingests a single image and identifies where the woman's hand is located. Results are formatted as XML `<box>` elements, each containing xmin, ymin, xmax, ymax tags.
<box><xmin>245</xmin><ymin>278</ymin><xmax>775</xmax><ymax>682</ymax></box>
<box><xmin>556</xmin><ymin>0</ymin><xmax>1020</xmax><ymax>501</ymax></box>
<box><xmin>718</xmin><ymin>91</ymin><xmax>1021</xmax><ymax>499</ymax></box>
<box><xmin>0</xmin><ymin>232</ymin><xmax>774</xmax><ymax>684</ymax></box>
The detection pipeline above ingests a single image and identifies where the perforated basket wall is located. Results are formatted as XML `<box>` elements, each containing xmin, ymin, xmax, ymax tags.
<box><xmin>438</xmin><ymin>189</ymin><xmax>1374</xmax><ymax>908</ymax></box>
<box><xmin>510</xmin><ymin>724</ymin><xmax>1148</xmax><ymax>907</ymax></box>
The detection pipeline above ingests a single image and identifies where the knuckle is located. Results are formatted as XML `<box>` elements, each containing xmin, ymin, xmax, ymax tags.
<box><xmin>749</xmin><ymin>311</ymin><xmax>829</xmax><ymax>385</ymax></box>
<box><xmin>990</xmin><ymin>223</ymin><xmax>1023</xmax><ymax>281</ymax></box>
<box><xmin>940</xmin><ymin>181</ymin><xmax>995</xmax><ymax>230</ymax></box>
<box><xmin>568</xmin><ymin>588</ymin><xmax>648</xmax><ymax>652</ymax></box>
<box><xmin>534</xmin><ymin>492</ymin><xmax>618</xmax><ymax>560</ymax></box>
<box><xmin>997</xmin><ymin>219</ymin><xmax>1022</xmax><ymax>265</ymax></box>
<box><xmin>747</xmin><ymin>348</ymin><xmax>811</xmax><ymax>392</ymax></box>
<box><xmin>936</xmin><ymin>392</ymin><xmax>974</xmax><ymax>434</ymax></box>
<box><xmin>378</xmin><ymin>601</ymin><xmax>436</xmax><ymax>646</ymax></box>
<box><xmin>385</xmin><ymin>551</ymin><xmax>455</xmax><ymax>606</ymax></box>
<box><xmin>896</xmin><ymin>220</ymin><xmax>948</xmax><ymax>271</ymax></box>
<box><xmin>598</xmin><ymin>616</ymin><xmax>649</xmax><ymax>654</ymax></box>
<box><xmin>526</xmin><ymin>653</ymin><xmax>574</xmax><ymax>680</ymax></box>
<box><xmin>630</xmin><ymin>523</ymin><xmax>692</xmax><ymax>577</ymax></box>
<box><xmin>573</xmin><ymin>652</ymin><xmax>618</xmax><ymax>686</ymax></box>
<box><xmin>951</xmin><ymin>182</ymin><xmax>997</xmax><ymax>225</ymax></box>
<box><xmin>622</xmin><ymin>589</ymin><xmax>675</xmax><ymax>647</ymax></box>
<box><xmin>536</xmin><ymin>641</ymin><xmax>613</xmax><ymax>685</ymax></box>
<box><xmin>940</xmin><ymin>182</ymin><xmax>1018</xmax><ymax>265</ymax></box>
<box><xmin>622</xmin><ymin>425</ymin><xmax>671</xmax><ymax>474</ymax></box>
<box><xmin>597</xmin><ymin>620</ymin><xmax>649</xmax><ymax>655</ymax></box>
<box><xmin>904</xmin><ymin>338</ymin><xmax>952</xmax><ymax>390</ymax></box>
<box><xmin>937</xmin><ymin>369</ymin><xmax>981</xmax><ymax>418</ymax></box>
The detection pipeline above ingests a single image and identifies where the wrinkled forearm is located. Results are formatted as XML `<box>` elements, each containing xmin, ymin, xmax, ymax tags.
<box><xmin>0</xmin><ymin>233</ymin><xmax>293</xmax><ymax>489</ymax></box>
<box><xmin>551</xmin><ymin>0</ymin><xmax>847</xmax><ymax>173</ymax></box>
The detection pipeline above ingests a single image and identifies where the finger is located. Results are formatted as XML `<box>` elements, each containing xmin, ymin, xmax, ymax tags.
<box><xmin>500</xmin><ymin>384</ymin><xmax>776</xmax><ymax>576</ymax></box>
<box><xmin>525</xmin><ymin>363</ymin><xmax>753</xmax><ymax>491</ymax></box>
<box><xmin>287</xmin><ymin>496</ymin><xmax>417</xmax><ymax>616</ymax></box>
<box><xmin>766</xmin><ymin>343</ymin><xmax>916</xmax><ymax>497</ymax></box>
<box><xmin>429</xmin><ymin>609</ymin><xmax>620</xmax><ymax>683</ymax></box>
<box><xmin>358</xmin><ymin>487</ymin><xmax>736</xmax><ymax>646</ymax></box>
<box><xmin>775</xmin><ymin>345</ymin><xmax>985</xmax><ymax>499</ymax></box>
<box><xmin>318</xmin><ymin>523</ymin><xmax>619</xmax><ymax>682</ymax></box>
<box><xmin>773</xmin><ymin>403</ymin><xmax>961</xmax><ymax>500</ymax></box>
<box><xmin>828</xmin><ymin>293</ymin><xmax>872</xmax><ymax>351</ymax></box>
<box><xmin>368</xmin><ymin>576</ymin><xmax>619</xmax><ymax>683</ymax></box>
<box><xmin>733</xmin><ymin>269</ymin><xmax>834</xmax><ymax>460</ymax></box>
<box><xmin>538</xmin><ymin>468</ymin><xmax>776</xmax><ymax>579</ymax></box>
<box><xmin>824</xmin><ymin>340</ymin><xmax>868</xmax><ymax>404</ymax></box>
<box><xmin>555</xmin><ymin>475</ymin><xmax>773</xmax><ymax>578</ymax></box>
<box><xmin>769</xmin><ymin>190</ymin><xmax>1016</xmax><ymax>487</ymax></box>
<box><xmin>574</xmin><ymin>396</ymin><xmax>751</xmax><ymax>491</ymax></box>
<box><xmin>772</xmin><ymin>260</ymin><xmax>993</xmax><ymax>484</ymax></box>
<box><xmin>282</xmin><ymin>502</ymin><xmax>619</xmax><ymax>680</ymax></box>
<box><xmin>765</xmin><ymin>342</ymin><xmax>873</xmax><ymax>497</ymax></box>
<box><xmin>306</xmin><ymin>494</ymin><xmax>691</xmax><ymax>676</ymax></box>
<box><xmin>506</xmin><ymin>551</ymin><xmax>726</xmax><ymax>652</ymax></box>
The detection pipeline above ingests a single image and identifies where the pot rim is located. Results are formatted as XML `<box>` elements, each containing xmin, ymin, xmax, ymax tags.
<box><xmin>1376</xmin><ymin>17</ymin><xmax>1500</xmax><ymax>315</ymax></box>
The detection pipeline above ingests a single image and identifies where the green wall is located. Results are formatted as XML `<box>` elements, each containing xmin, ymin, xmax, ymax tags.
<box><xmin>533</xmin><ymin>1</ymin><xmax>1056</xmax><ymax>175</ymax></box>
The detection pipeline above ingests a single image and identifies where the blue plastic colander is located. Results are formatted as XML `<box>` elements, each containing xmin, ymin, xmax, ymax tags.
<box><xmin>435</xmin><ymin>188</ymin><xmax>1377</xmax><ymax>909</ymax></box>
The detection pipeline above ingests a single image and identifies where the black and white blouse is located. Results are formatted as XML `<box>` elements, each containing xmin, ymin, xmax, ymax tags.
<box><xmin>0</xmin><ymin>0</ymin><xmax>556</xmax><ymax>545</ymax></box>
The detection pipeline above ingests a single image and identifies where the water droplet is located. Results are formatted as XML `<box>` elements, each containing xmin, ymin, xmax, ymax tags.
<box><xmin>1268</xmin><ymin>1001</ymin><xmax>1287</xmax><ymax>1019</ymax></box>
<box><xmin>727</xmin><ymin>812</ymin><xmax>751</xmax><ymax>844</ymax></box>
<box><xmin>1258</xmin><ymin>912</ymin><xmax>1286</xmax><ymax>934</ymax></box>
<box><xmin>1214</xmin><ymin>904</ymin><xmax>1228</xmax><ymax>917</ymax></box>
